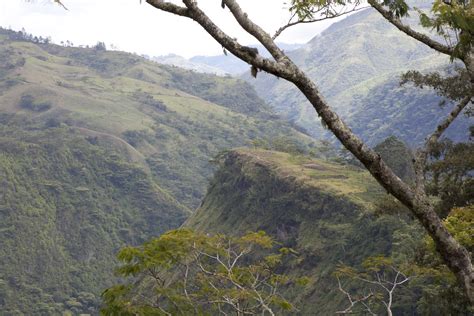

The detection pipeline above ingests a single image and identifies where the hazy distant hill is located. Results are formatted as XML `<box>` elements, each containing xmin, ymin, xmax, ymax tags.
<box><xmin>0</xmin><ymin>27</ymin><xmax>314</xmax><ymax>314</ymax></box>
<box><xmin>248</xmin><ymin>8</ymin><xmax>470</xmax><ymax>145</ymax></box>
<box><xmin>151</xmin><ymin>54</ymin><xmax>229</xmax><ymax>76</ymax></box>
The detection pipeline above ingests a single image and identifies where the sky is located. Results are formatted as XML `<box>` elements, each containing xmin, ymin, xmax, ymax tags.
<box><xmin>0</xmin><ymin>0</ymin><xmax>343</xmax><ymax>58</ymax></box>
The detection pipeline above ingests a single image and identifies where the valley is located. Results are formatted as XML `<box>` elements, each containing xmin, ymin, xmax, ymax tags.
<box><xmin>0</xmin><ymin>1</ymin><xmax>472</xmax><ymax>313</ymax></box>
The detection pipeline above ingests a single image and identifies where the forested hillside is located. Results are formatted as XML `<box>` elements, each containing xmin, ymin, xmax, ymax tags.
<box><xmin>0</xmin><ymin>0</ymin><xmax>471</xmax><ymax>312</ymax></box>
<box><xmin>0</xmin><ymin>28</ymin><xmax>315</xmax><ymax>314</ymax></box>
<box><xmin>248</xmin><ymin>8</ymin><xmax>470</xmax><ymax>145</ymax></box>
<box><xmin>0</xmin><ymin>123</ymin><xmax>188</xmax><ymax>313</ymax></box>
<box><xmin>0</xmin><ymin>27</ymin><xmax>315</xmax><ymax>209</ymax></box>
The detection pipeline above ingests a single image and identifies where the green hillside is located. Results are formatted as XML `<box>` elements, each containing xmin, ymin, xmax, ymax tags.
<box><xmin>0</xmin><ymin>123</ymin><xmax>188</xmax><ymax>314</ymax></box>
<box><xmin>249</xmin><ymin>8</ymin><xmax>470</xmax><ymax>145</ymax></box>
<box><xmin>0</xmin><ymin>28</ymin><xmax>316</xmax><ymax>314</ymax></box>
<box><xmin>185</xmin><ymin>149</ymin><xmax>408</xmax><ymax>314</ymax></box>
<box><xmin>0</xmin><ymin>27</ymin><xmax>315</xmax><ymax>209</ymax></box>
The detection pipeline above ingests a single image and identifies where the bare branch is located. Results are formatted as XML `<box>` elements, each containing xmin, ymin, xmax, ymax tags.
<box><xmin>54</xmin><ymin>0</ymin><xmax>68</xmax><ymax>10</ymax></box>
<box><xmin>414</xmin><ymin>95</ymin><xmax>472</xmax><ymax>192</ymax></box>
<box><xmin>273</xmin><ymin>6</ymin><xmax>369</xmax><ymax>40</ymax></box>
<box><xmin>425</xmin><ymin>96</ymin><xmax>472</xmax><ymax>153</ymax></box>
<box><xmin>336</xmin><ymin>278</ymin><xmax>375</xmax><ymax>315</ymax></box>
<box><xmin>146</xmin><ymin>0</ymin><xmax>189</xmax><ymax>17</ymax></box>
<box><xmin>368</xmin><ymin>0</ymin><xmax>454</xmax><ymax>56</ymax></box>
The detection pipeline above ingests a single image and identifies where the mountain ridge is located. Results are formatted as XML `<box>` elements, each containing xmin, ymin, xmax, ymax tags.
<box><xmin>246</xmin><ymin>8</ymin><xmax>470</xmax><ymax>145</ymax></box>
<box><xmin>185</xmin><ymin>148</ymin><xmax>406</xmax><ymax>314</ymax></box>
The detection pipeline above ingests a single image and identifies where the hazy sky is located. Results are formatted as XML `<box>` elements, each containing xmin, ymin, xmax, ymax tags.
<box><xmin>0</xmin><ymin>0</ymin><xmax>345</xmax><ymax>57</ymax></box>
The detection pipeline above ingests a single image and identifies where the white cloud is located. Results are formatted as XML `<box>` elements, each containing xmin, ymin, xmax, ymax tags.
<box><xmin>0</xmin><ymin>0</ymin><xmax>339</xmax><ymax>57</ymax></box>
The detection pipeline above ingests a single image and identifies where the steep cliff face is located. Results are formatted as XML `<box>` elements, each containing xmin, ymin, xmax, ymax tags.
<box><xmin>186</xmin><ymin>149</ymin><xmax>402</xmax><ymax>314</ymax></box>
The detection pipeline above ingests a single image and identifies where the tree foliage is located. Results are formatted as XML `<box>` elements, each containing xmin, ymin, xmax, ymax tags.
<box><xmin>101</xmin><ymin>229</ymin><xmax>305</xmax><ymax>315</ymax></box>
<box><xmin>416</xmin><ymin>0</ymin><xmax>474</xmax><ymax>58</ymax></box>
<box><xmin>401</xmin><ymin>68</ymin><xmax>472</xmax><ymax>106</ymax></box>
<box><xmin>335</xmin><ymin>256</ymin><xmax>411</xmax><ymax>315</ymax></box>
<box><xmin>426</xmin><ymin>140</ymin><xmax>474</xmax><ymax>217</ymax></box>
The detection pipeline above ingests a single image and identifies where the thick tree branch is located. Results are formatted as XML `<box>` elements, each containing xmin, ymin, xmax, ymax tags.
<box><xmin>146</xmin><ymin>0</ymin><xmax>190</xmax><ymax>17</ymax></box>
<box><xmin>175</xmin><ymin>0</ymin><xmax>294</xmax><ymax>77</ymax></box>
<box><xmin>222</xmin><ymin>0</ymin><xmax>285</xmax><ymax>61</ymax></box>
<box><xmin>146</xmin><ymin>0</ymin><xmax>474</xmax><ymax>302</ymax></box>
<box><xmin>368</xmin><ymin>0</ymin><xmax>454</xmax><ymax>56</ymax></box>
<box><xmin>179</xmin><ymin>1</ymin><xmax>417</xmax><ymax>210</ymax></box>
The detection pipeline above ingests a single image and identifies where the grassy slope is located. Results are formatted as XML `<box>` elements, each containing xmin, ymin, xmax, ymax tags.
<box><xmin>250</xmin><ymin>9</ymin><xmax>469</xmax><ymax>145</ymax></box>
<box><xmin>0</xmin><ymin>29</ymin><xmax>316</xmax><ymax>314</ymax></box>
<box><xmin>186</xmin><ymin>149</ymin><xmax>402</xmax><ymax>314</ymax></box>
<box><xmin>0</xmin><ymin>28</ymin><xmax>315</xmax><ymax>209</ymax></box>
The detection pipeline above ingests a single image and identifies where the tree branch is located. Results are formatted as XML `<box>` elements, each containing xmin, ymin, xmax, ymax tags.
<box><xmin>414</xmin><ymin>95</ymin><xmax>472</xmax><ymax>192</ymax></box>
<box><xmin>178</xmin><ymin>1</ymin><xmax>418</xmax><ymax>210</ymax></box>
<box><xmin>273</xmin><ymin>6</ymin><xmax>369</xmax><ymax>40</ymax></box>
<box><xmin>368</xmin><ymin>0</ymin><xmax>454</xmax><ymax>56</ymax></box>
<box><xmin>425</xmin><ymin>95</ymin><xmax>472</xmax><ymax>154</ymax></box>
<box><xmin>148</xmin><ymin>0</ymin><xmax>293</xmax><ymax>77</ymax></box>
<box><xmin>336</xmin><ymin>278</ymin><xmax>375</xmax><ymax>315</ymax></box>
<box><xmin>222</xmin><ymin>0</ymin><xmax>285</xmax><ymax>61</ymax></box>
<box><xmin>54</xmin><ymin>0</ymin><xmax>68</xmax><ymax>10</ymax></box>
<box><xmin>146</xmin><ymin>0</ymin><xmax>190</xmax><ymax>17</ymax></box>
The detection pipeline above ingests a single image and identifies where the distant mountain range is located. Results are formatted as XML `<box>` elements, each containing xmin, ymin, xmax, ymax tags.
<box><xmin>246</xmin><ymin>8</ymin><xmax>470</xmax><ymax>146</ymax></box>
<box><xmin>150</xmin><ymin>43</ymin><xmax>303</xmax><ymax>76</ymax></box>
<box><xmin>151</xmin><ymin>54</ymin><xmax>229</xmax><ymax>76</ymax></box>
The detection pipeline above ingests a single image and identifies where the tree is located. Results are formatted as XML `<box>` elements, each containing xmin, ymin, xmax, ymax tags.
<box><xmin>142</xmin><ymin>0</ymin><xmax>473</xmax><ymax>302</ymax></box>
<box><xmin>427</xmin><ymin>140</ymin><xmax>474</xmax><ymax>214</ymax></box>
<box><xmin>101</xmin><ymin>229</ymin><xmax>304</xmax><ymax>315</ymax></box>
<box><xmin>335</xmin><ymin>256</ymin><xmax>411</xmax><ymax>316</ymax></box>
<box><xmin>101</xmin><ymin>229</ymin><xmax>306</xmax><ymax>315</ymax></box>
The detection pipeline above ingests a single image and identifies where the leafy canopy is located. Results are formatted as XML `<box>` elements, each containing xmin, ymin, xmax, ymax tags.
<box><xmin>101</xmin><ymin>229</ymin><xmax>306</xmax><ymax>315</ymax></box>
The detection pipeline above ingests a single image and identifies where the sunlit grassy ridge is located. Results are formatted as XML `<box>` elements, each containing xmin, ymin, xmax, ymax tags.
<box><xmin>186</xmin><ymin>149</ymin><xmax>400</xmax><ymax>314</ymax></box>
